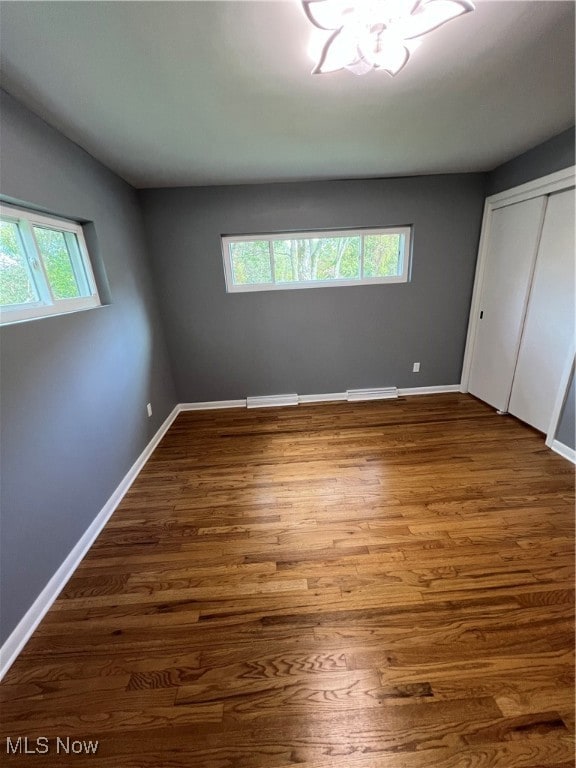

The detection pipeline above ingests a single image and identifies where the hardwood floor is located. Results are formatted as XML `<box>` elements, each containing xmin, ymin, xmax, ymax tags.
<box><xmin>1</xmin><ymin>394</ymin><xmax>574</xmax><ymax>767</ymax></box>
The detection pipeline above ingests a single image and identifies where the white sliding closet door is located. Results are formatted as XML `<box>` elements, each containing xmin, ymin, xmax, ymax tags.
<box><xmin>468</xmin><ymin>196</ymin><xmax>547</xmax><ymax>412</ymax></box>
<box><xmin>508</xmin><ymin>188</ymin><xmax>575</xmax><ymax>432</ymax></box>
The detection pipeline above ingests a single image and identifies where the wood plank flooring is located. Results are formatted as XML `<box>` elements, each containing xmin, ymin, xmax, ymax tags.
<box><xmin>1</xmin><ymin>394</ymin><xmax>574</xmax><ymax>767</ymax></box>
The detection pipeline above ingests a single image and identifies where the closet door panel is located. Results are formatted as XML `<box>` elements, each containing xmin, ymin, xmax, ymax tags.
<box><xmin>468</xmin><ymin>196</ymin><xmax>547</xmax><ymax>411</ymax></box>
<box><xmin>508</xmin><ymin>189</ymin><xmax>575</xmax><ymax>432</ymax></box>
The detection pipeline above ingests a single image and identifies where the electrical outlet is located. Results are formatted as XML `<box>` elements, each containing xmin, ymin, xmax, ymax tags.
<box><xmin>412</xmin><ymin>362</ymin><xmax>420</xmax><ymax>373</ymax></box>
<box><xmin>147</xmin><ymin>403</ymin><xmax>153</xmax><ymax>418</ymax></box>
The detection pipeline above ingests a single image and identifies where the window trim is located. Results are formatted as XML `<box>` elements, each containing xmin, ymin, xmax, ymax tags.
<box><xmin>0</xmin><ymin>204</ymin><xmax>101</xmax><ymax>325</ymax></box>
<box><xmin>221</xmin><ymin>226</ymin><xmax>412</xmax><ymax>293</ymax></box>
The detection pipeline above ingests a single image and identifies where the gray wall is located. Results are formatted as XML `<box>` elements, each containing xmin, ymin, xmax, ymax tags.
<box><xmin>0</xmin><ymin>90</ymin><xmax>177</xmax><ymax>643</ymax></box>
<box><xmin>139</xmin><ymin>176</ymin><xmax>486</xmax><ymax>402</ymax></box>
<box><xmin>489</xmin><ymin>128</ymin><xmax>575</xmax><ymax>449</ymax></box>
<box><xmin>487</xmin><ymin>127</ymin><xmax>575</xmax><ymax>195</ymax></box>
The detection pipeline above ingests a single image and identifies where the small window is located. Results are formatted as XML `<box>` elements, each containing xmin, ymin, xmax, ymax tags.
<box><xmin>0</xmin><ymin>205</ymin><xmax>100</xmax><ymax>325</ymax></box>
<box><xmin>222</xmin><ymin>227</ymin><xmax>411</xmax><ymax>292</ymax></box>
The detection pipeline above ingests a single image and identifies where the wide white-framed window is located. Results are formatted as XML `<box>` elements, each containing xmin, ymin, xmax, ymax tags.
<box><xmin>0</xmin><ymin>204</ymin><xmax>101</xmax><ymax>325</ymax></box>
<box><xmin>222</xmin><ymin>226</ymin><xmax>412</xmax><ymax>292</ymax></box>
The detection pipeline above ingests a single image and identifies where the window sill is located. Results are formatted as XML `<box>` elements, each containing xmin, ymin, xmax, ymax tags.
<box><xmin>0</xmin><ymin>300</ymin><xmax>106</xmax><ymax>327</ymax></box>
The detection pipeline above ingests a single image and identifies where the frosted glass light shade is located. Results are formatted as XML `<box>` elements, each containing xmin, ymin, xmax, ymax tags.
<box><xmin>303</xmin><ymin>0</ymin><xmax>475</xmax><ymax>76</ymax></box>
<box><xmin>395</xmin><ymin>0</ymin><xmax>475</xmax><ymax>38</ymax></box>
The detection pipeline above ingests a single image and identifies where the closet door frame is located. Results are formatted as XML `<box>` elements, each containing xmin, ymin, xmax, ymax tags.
<box><xmin>460</xmin><ymin>164</ymin><xmax>575</xmax><ymax>446</ymax></box>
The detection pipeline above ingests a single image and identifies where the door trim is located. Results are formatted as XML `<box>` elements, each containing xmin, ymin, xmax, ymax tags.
<box><xmin>489</xmin><ymin>165</ymin><xmax>576</xmax><ymax>209</ymax></box>
<box><xmin>460</xmin><ymin>165</ymin><xmax>575</xmax><ymax>407</ymax></box>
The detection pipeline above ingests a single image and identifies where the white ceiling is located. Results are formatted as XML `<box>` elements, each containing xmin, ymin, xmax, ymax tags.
<box><xmin>0</xmin><ymin>1</ymin><xmax>574</xmax><ymax>187</ymax></box>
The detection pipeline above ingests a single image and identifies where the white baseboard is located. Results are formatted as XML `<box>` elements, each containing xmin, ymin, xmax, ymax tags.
<box><xmin>247</xmin><ymin>394</ymin><xmax>298</xmax><ymax>408</ymax></box>
<box><xmin>0</xmin><ymin>405</ymin><xmax>180</xmax><ymax>682</ymax></box>
<box><xmin>179</xmin><ymin>400</ymin><xmax>246</xmax><ymax>411</ymax></box>
<box><xmin>347</xmin><ymin>387</ymin><xmax>398</xmax><ymax>401</ymax></box>
<box><xmin>179</xmin><ymin>387</ymin><xmax>461</xmax><ymax>412</ymax></box>
<box><xmin>301</xmin><ymin>386</ymin><xmax>461</xmax><ymax>405</ymax></box>
<box><xmin>550</xmin><ymin>439</ymin><xmax>576</xmax><ymax>464</ymax></box>
<box><xmin>299</xmin><ymin>392</ymin><xmax>348</xmax><ymax>404</ymax></box>
<box><xmin>398</xmin><ymin>385</ymin><xmax>461</xmax><ymax>396</ymax></box>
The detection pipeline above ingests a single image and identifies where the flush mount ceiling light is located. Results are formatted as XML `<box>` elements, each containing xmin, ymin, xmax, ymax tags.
<box><xmin>302</xmin><ymin>0</ymin><xmax>475</xmax><ymax>76</ymax></box>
